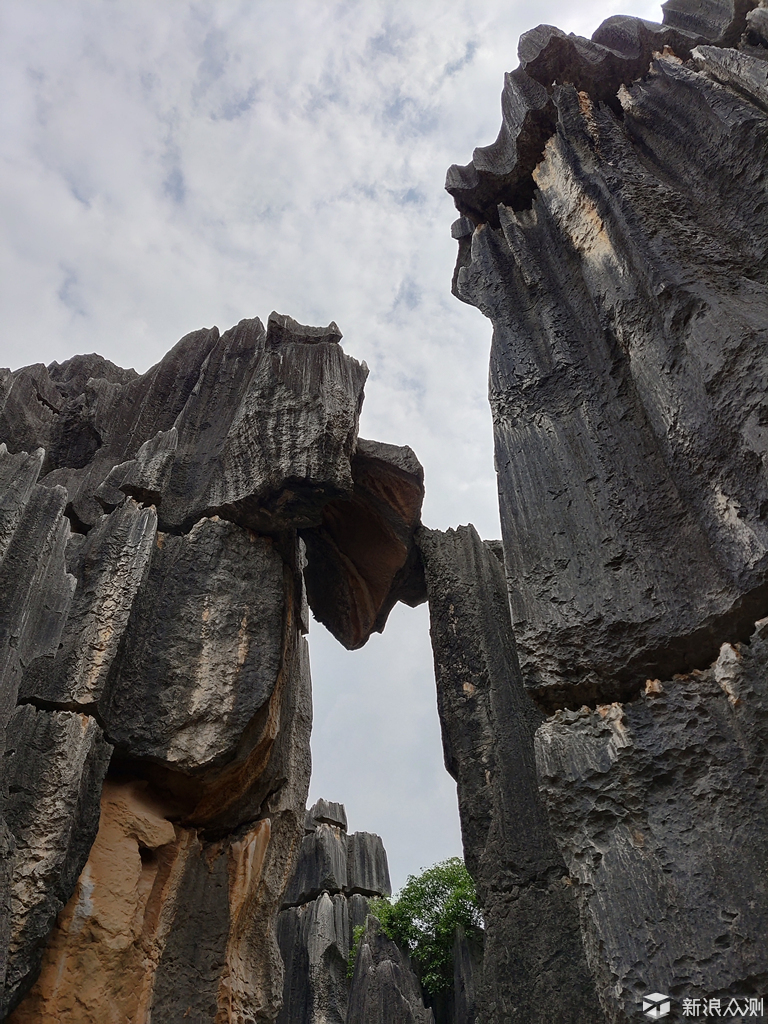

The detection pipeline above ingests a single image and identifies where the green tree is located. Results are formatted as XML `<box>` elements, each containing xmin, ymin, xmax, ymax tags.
<box><xmin>368</xmin><ymin>856</ymin><xmax>482</xmax><ymax>997</ymax></box>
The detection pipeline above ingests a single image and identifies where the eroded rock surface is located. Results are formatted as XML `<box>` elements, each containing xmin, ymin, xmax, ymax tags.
<box><xmin>1</xmin><ymin>309</ymin><xmax>422</xmax><ymax>1020</ymax></box>
<box><xmin>535</xmin><ymin>627</ymin><xmax>768</xmax><ymax>1021</ymax></box>
<box><xmin>301</xmin><ymin>438</ymin><xmax>427</xmax><ymax>650</ymax></box>
<box><xmin>451</xmin><ymin>0</ymin><xmax>768</xmax><ymax>708</ymax></box>
<box><xmin>418</xmin><ymin>525</ymin><xmax>604</xmax><ymax>1024</ymax></box>
<box><xmin>3</xmin><ymin>314</ymin><xmax>367</xmax><ymax>535</ymax></box>
<box><xmin>347</xmin><ymin>916</ymin><xmax>434</xmax><ymax>1024</ymax></box>
<box><xmin>276</xmin><ymin>800</ymin><xmax>392</xmax><ymax>1024</ymax></box>
<box><xmin>2</xmin><ymin>705</ymin><xmax>112</xmax><ymax>1019</ymax></box>
<box><xmin>439</xmin><ymin>2</ymin><xmax>768</xmax><ymax>1021</ymax></box>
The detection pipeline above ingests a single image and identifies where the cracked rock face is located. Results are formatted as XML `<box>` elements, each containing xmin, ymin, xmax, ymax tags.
<box><xmin>275</xmin><ymin>800</ymin><xmax>394</xmax><ymax>1024</ymax></box>
<box><xmin>451</xmin><ymin>0</ymin><xmax>768</xmax><ymax>708</ymax></box>
<box><xmin>2</xmin><ymin>705</ymin><xmax>112</xmax><ymax>1019</ymax></box>
<box><xmin>535</xmin><ymin>629</ymin><xmax>768</xmax><ymax>1022</ymax></box>
<box><xmin>418</xmin><ymin>525</ymin><xmax>603</xmax><ymax>1024</ymax></box>
<box><xmin>437</xmin><ymin>2</ymin><xmax>768</xmax><ymax>1021</ymax></box>
<box><xmin>0</xmin><ymin>311</ymin><xmax>424</xmax><ymax>1020</ymax></box>
<box><xmin>347</xmin><ymin>916</ymin><xmax>435</xmax><ymax>1024</ymax></box>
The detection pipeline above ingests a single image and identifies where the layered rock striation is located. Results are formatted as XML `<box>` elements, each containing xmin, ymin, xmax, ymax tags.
<box><xmin>418</xmin><ymin>526</ymin><xmax>603</xmax><ymax>1023</ymax></box>
<box><xmin>450</xmin><ymin>0</ymin><xmax>768</xmax><ymax>708</ymax></box>
<box><xmin>0</xmin><ymin>314</ymin><xmax>425</xmax><ymax>1021</ymax></box>
<box><xmin>434</xmin><ymin>1</ymin><xmax>768</xmax><ymax>1021</ymax></box>
<box><xmin>276</xmin><ymin>799</ymin><xmax>394</xmax><ymax>1024</ymax></box>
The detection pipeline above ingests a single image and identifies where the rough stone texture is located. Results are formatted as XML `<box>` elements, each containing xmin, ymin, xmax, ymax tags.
<box><xmin>443</xmin><ymin>6</ymin><xmax>768</xmax><ymax>1021</ymax></box>
<box><xmin>1</xmin><ymin>314</ymin><xmax>368</xmax><ymax>534</ymax></box>
<box><xmin>283</xmin><ymin>823</ymin><xmax>350</xmax><ymax>907</ymax></box>
<box><xmin>346</xmin><ymin>916</ymin><xmax>434</xmax><ymax>1024</ymax></box>
<box><xmin>446</xmin><ymin>1</ymin><xmax>757</xmax><ymax>225</ymax></box>
<box><xmin>418</xmin><ymin>524</ymin><xmax>604</xmax><ymax>1023</ymax></box>
<box><xmin>1</xmin><ymin>704</ymin><xmax>112</xmax><ymax>1018</ymax></box>
<box><xmin>276</xmin><ymin>802</ymin><xmax>393</xmax><ymax>1024</ymax></box>
<box><xmin>535</xmin><ymin>624</ymin><xmax>768</xmax><ymax>1021</ymax></box>
<box><xmin>0</xmin><ymin>447</ymin><xmax>75</xmax><ymax>736</ymax></box>
<box><xmin>346</xmin><ymin>832</ymin><xmax>391</xmax><ymax>898</ymax></box>
<box><xmin>19</xmin><ymin>499</ymin><xmax>156</xmax><ymax>710</ymax></box>
<box><xmin>301</xmin><ymin>438</ymin><xmax>427</xmax><ymax>650</ymax></box>
<box><xmin>101</xmin><ymin>516</ymin><xmax>287</xmax><ymax>773</ymax></box>
<box><xmin>2</xmin><ymin>310</ymin><xmax>387</xmax><ymax>1018</ymax></box>
<box><xmin>451</xmin><ymin>926</ymin><xmax>483</xmax><ymax>1024</ymax></box>
<box><xmin>8</xmin><ymin>783</ymin><xmax>285</xmax><ymax>1024</ymax></box>
<box><xmin>452</xmin><ymin>22</ymin><xmax>768</xmax><ymax>707</ymax></box>
<box><xmin>8</xmin><ymin>629</ymin><xmax>312</xmax><ymax>1023</ymax></box>
<box><xmin>277</xmin><ymin>892</ymin><xmax>355</xmax><ymax>1024</ymax></box>
<box><xmin>306</xmin><ymin>798</ymin><xmax>348</xmax><ymax>832</ymax></box>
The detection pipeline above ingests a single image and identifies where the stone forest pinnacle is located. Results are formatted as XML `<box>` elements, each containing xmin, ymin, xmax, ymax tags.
<box><xmin>1</xmin><ymin>0</ymin><xmax>768</xmax><ymax>1020</ymax></box>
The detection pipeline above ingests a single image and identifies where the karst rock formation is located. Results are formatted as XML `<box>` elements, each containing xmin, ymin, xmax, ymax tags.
<box><xmin>2</xmin><ymin>0</ymin><xmax>768</xmax><ymax>1020</ymax></box>
<box><xmin>422</xmin><ymin>0</ymin><xmax>768</xmax><ymax>1020</ymax></box>
<box><xmin>0</xmin><ymin>313</ymin><xmax>426</xmax><ymax>1022</ymax></box>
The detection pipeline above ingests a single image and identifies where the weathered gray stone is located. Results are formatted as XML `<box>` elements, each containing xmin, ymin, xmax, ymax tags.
<box><xmin>445</xmin><ymin>68</ymin><xmax>554</xmax><ymax>226</ymax></box>
<box><xmin>0</xmin><ymin>446</ymin><xmax>45</xmax><ymax>565</ymax></box>
<box><xmin>148</xmin><ymin>315</ymin><xmax>368</xmax><ymax>533</ymax></box>
<box><xmin>535</xmin><ymin>626</ymin><xmax>768</xmax><ymax>1022</ymax></box>
<box><xmin>692</xmin><ymin>42</ymin><xmax>768</xmax><ymax>105</ymax></box>
<box><xmin>346</xmin><ymin>916</ymin><xmax>434</xmax><ymax>1024</ymax></box>
<box><xmin>20</xmin><ymin>500</ymin><xmax>156</xmax><ymax>709</ymax></box>
<box><xmin>276</xmin><ymin>803</ymin><xmax>393</xmax><ymax>1024</ymax></box>
<box><xmin>346</xmin><ymin>833</ymin><xmax>391</xmax><ymax>898</ymax></box>
<box><xmin>743</xmin><ymin>3</ymin><xmax>768</xmax><ymax>47</ymax></box>
<box><xmin>451</xmin><ymin>926</ymin><xmax>483</xmax><ymax>1024</ymax></box>
<box><xmin>101</xmin><ymin>516</ymin><xmax>286</xmax><ymax>773</ymax></box>
<box><xmin>306</xmin><ymin>798</ymin><xmax>348</xmax><ymax>833</ymax></box>
<box><xmin>445</xmin><ymin>2</ymin><xmax>758</xmax><ymax>226</ymax></box>
<box><xmin>661</xmin><ymin>0</ymin><xmax>755</xmax><ymax>45</ymax></box>
<box><xmin>36</xmin><ymin>328</ymin><xmax>221</xmax><ymax>527</ymax></box>
<box><xmin>301</xmin><ymin>438</ymin><xmax>427</xmax><ymax>650</ymax></box>
<box><xmin>0</xmin><ymin>822</ymin><xmax>12</xmax><ymax>999</ymax></box>
<box><xmin>0</xmin><ymin>456</ymin><xmax>75</xmax><ymax>734</ymax></box>
<box><xmin>276</xmin><ymin>892</ymin><xmax>355</xmax><ymax>1024</ymax></box>
<box><xmin>454</xmin><ymin>49</ymin><xmax>768</xmax><ymax>706</ymax></box>
<box><xmin>417</xmin><ymin>524</ymin><xmax>605</xmax><ymax>1023</ymax></box>
<box><xmin>1</xmin><ymin>704</ymin><xmax>112</xmax><ymax>1018</ymax></box>
<box><xmin>2</xmin><ymin>314</ymin><xmax>368</xmax><ymax>536</ymax></box>
<box><xmin>347</xmin><ymin>893</ymin><xmax>370</xmax><ymax>933</ymax></box>
<box><xmin>283</xmin><ymin>824</ymin><xmax>349</xmax><ymax>907</ymax></box>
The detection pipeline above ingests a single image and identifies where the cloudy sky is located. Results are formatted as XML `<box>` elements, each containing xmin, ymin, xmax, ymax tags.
<box><xmin>1</xmin><ymin>0</ymin><xmax>661</xmax><ymax>891</ymax></box>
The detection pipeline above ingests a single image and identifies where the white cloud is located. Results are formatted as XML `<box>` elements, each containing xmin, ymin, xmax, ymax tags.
<box><xmin>0</xmin><ymin>0</ymin><xmax>662</xmax><ymax>890</ymax></box>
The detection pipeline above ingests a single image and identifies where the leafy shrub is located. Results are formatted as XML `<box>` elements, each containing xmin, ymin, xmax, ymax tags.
<box><xmin>367</xmin><ymin>857</ymin><xmax>482</xmax><ymax>997</ymax></box>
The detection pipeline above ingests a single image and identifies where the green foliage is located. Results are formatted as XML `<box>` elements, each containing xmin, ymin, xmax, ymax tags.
<box><xmin>347</xmin><ymin>923</ymin><xmax>366</xmax><ymax>979</ymax></box>
<box><xmin>369</xmin><ymin>857</ymin><xmax>481</xmax><ymax>997</ymax></box>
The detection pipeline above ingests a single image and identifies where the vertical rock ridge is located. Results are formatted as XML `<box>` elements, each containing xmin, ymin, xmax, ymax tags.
<box><xmin>441</xmin><ymin>2</ymin><xmax>768</xmax><ymax>1020</ymax></box>
<box><xmin>1</xmin><ymin>310</ymin><xmax>423</xmax><ymax>1021</ymax></box>
<box><xmin>275</xmin><ymin>800</ymin><xmax>397</xmax><ymax>1024</ymax></box>
<box><xmin>417</xmin><ymin>525</ymin><xmax>605</xmax><ymax>1023</ymax></box>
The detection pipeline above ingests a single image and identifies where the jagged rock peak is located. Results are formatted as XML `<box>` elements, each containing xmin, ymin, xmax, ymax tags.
<box><xmin>276</xmin><ymin>805</ymin><xmax>397</xmax><ymax>1024</ymax></box>
<box><xmin>305</xmin><ymin>798</ymin><xmax>348</xmax><ymax>832</ymax></box>
<box><xmin>266</xmin><ymin>311</ymin><xmax>343</xmax><ymax>347</ymax></box>
<box><xmin>0</xmin><ymin>313</ymin><xmax>425</xmax><ymax>650</ymax></box>
<box><xmin>283</xmin><ymin>803</ymin><xmax>391</xmax><ymax>908</ymax></box>
<box><xmin>450</xmin><ymin>16</ymin><xmax>768</xmax><ymax>705</ymax></box>
<box><xmin>445</xmin><ymin>0</ymin><xmax>760</xmax><ymax>225</ymax></box>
